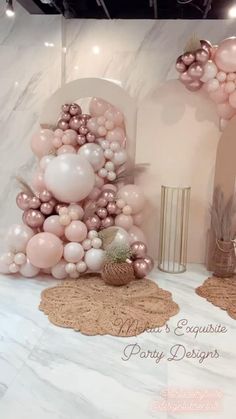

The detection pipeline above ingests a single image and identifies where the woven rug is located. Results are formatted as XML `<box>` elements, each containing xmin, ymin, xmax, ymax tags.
<box><xmin>196</xmin><ymin>276</ymin><xmax>236</xmax><ymax>320</ymax></box>
<box><xmin>39</xmin><ymin>274</ymin><xmax>179</xmax><ymax>337</ymax></box>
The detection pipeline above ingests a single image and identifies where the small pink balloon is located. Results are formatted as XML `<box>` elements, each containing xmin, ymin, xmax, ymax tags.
<box><xmin>130</xmin><ymin>241</ymin><xmax>147</xmax><ymax>259</ymax></box>
<box><xmin>79</xmin><ymin>126</ymin><xmax>88</xmax><ymax>135</ymax></box>
<box><xmin>215</xmin><ymin>37</ymin><xmax>236</xmax><ymax>72</ymax></box>
<box><xmin>106</xmin><ymin>127</ymin><xmax>125</xmax><ymax>143</ymax></box>
<box><xmin>24</xmin><ymin>209</ymin><xmax>45</xmax><ymax>228</ymax></box>
<box><xmin>57</xmin><ymin>145</ymin><xmax>76</xmax><ymax>155</ymax></box>
<box><xmin>86</xmin><ymin>132</ymin><xmax>96</xmax><ymax>143</ymax></box>
<box><xmin>87</xmin><ymin>117</ymin><xmax>99</xmax><ymax>134</ymax></box>
<box><xmin>29</xmin><ymin>196</ymin><xmax>41</xmax><ymax>209</ymax></box>
<box><xmin>175</xmin><ymin>56</ymin><xmax>187</xmax><ymax>73</ymax></box>
<box><xmin>229</xmin><ymin>90</ymin><xmax>236</xmax><ymax>108</ymax></box>
<box><xmin>217</xmin><ymin>102</ymin><xmax>236</xmax><ymax>119</ymax></box>
<box><xmin>61</xmin><ymin>112</ymin><xmax>71</xmax><ymax>122</ymax></box>
<box><xmin>19</xmin><ymin>258</ymin><xmax>40</xmax><ymax>278</ymax></box>
<box><xmin>53</xmin><ymin>136</ymin><xmax>63</xmax><ymax>148</ymax></box>
<box><xmin>133</xmin><ymin>259</ymin><xmax>149</xmax><ymax>279</ymax></box>
<box><xmin>209</xmin><ymin>83</ymin><xmax>229</xmax><ymax>104</ymax></box>
<box><xmin>65</xmin><ymin>220</ymin><xmax>87</xmax><ymax>242</ymax></box>
<box><xmin>43</xmin><ymin>215</ymin><xmax>64</xmax><ymax>237</ymax></box>
<box><xmin>96</xmin><ymin>207</ymin><xmax>108</xmax><ymax>219</ymax></box>
<box><xmin>224</xmin><ymin>81</ymin><xmax>236</xmax><ymax>94</ymax></box>
<box><xmin>69</xmin><ymin>116</ymin><xmax>82</xmax><ymax>131</ymax></box>
<box><xmin>117</xmin><ymin>184</ymin><xmax>145</xmax><ymax>214</ymax></box>
<box><xmin>104</xmin><ymin>107</ymin><xmax>124</xmax><ymax>126</ymax></box>
<box><xmin>62</xmin><ymin>129</ymin><xmax>77</xmax><ymax>146</ymax></box>
<box><xmin>129</xmin><ymin>226</ymin><xmax>147</xmax><ymax>245</ymax></box>
<box><xmin>205</xmin><ymin>78</ymin><xmax>220</xmax><ymax>92</ymax></box>
<box><xmin>107</xmin><ymin>202</ymin><xmax>117</xmax><ymax>215</ymax></box>
<box><xmin>31</xmin><ymin>129</ymin><xmax>54</xmax><ymax>158</ymax></box>
<box><xmin>6</xmin><ymin>224</ymin><xmax>34</xmax><ymax>253</ymax></box>
<box><xmin>101</xmin><ymin>189</ymin><xmax>116</xmax><ymax>202</ymax></box>
<box><xmin>64</xmin><ymin>242</ymin><xmax>84</xmax><ymax>263</ymax></box>
<box><xmin>40</xmin><ymin>190</ymin><xmax>52</xmax><ymax>202</ymax></box>
<box><xmin>26</xmin><ymin>232</ymin><xmax>63</xmax><ymax>269</ymax></box>
<box><xmin>40</xmin><ymin>202</ymin><xmax>53</xmax><ymax>215</ymax></box>
<box><xmin>181</xmin><ymin>52</ymin><xmax>195</xmax><ymax>66</ymax></box>
<box><xmin>51</xmin><ymin>259</ymin><xmax>67</xmax><ymax>279</ymax></box>
<box><xmin>16</xmin><ymin>192</ymin><xmax>31</xmax><ymax>210</ymax></box>
<box><xmin>115</xmin><ymin>214</ymin><xmax>133</xmax><ymax>230</ymax></box>
<box><xmin>57</xmin><ymin>120</ymin><xmax>69</xmax><ymax>131</ymax></box>
<box><xmin>89</xmin><ymin>97</ymin><xmax>110</xmax><ymax>117</ymax></box>
<box><xmin>77</xmin><ymin>135</ymin><xmax>86</xmax><ymax>145</ymax></box>
<box><xmin>187</xmin><ymin>62</ymin><xmax>204</xmax><ymax>80</ymax></box>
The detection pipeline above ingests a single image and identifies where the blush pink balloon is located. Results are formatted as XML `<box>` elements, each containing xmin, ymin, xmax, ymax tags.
<box><xmin>215</xmin><ymin>37</ymin><xmax>236</xmax><ymax>72</ymax></box>
<box><xmin>104</xmin><ymin>107</ymin><xmax>124</xmax><ymax>126</ymax></box>
<box><xmin>133</xmin><ymin>212</ymin><xmax>144</xmax><ymax>226</ymax></box>
<box><xmin>229</xmin><ymin>90</ymin><xmax>236</xmax><ymax>109</ymax></box>
<box><xmin>217</xmin><ymin>102</ymin><xmax>236</xmax><ymax>119</ymax></box>
<box><xmin>43</xmin><ymin>215</ymin><xmax>64</xmax><ymax>237</ymax></box>
<box><xmin>129</xmin><ymin>226</ymin><xmax>147</xmax><ymax>245</ymax></box>
<box><xmin>32</xmin><ymin>169</ymin><xmax>46</xmax><ymax>193</ymax></box>
<box><xmin>65</xmin><ymin>220</ymin><xmax>87</xmax><ymax>242</ymax></box>
<box><xmin>208</xmin><ymin>83</ymin><xmax>229</xmax><ymax>104</ymax></box>
<box><xmin>89</xmin><ymin>98</ymin><xmax>110</xmax><ymax>117</ymax></box>
<box><xmin>19</xmin><ymin>258</ymin><xmax>40</xmax><ymax>278</ymax></box>
<box><xmin>6</xmin><ymin>224</ymin><xmax>34</xmax><ymax>253</ymax></box>
<box><xmin>31</xmin><ymin>129</ymin><xmax>54</xmax><ymax>158</ymax></box>
<box><xmin>26</xmin><ymin>232</ymin><xmax>63</xmax><ymax>269</ymax></box>
<box><xmin>51</xmin><ymin>259</ymin><xmax>67</xmax><ymax>279</ymax></box>
<box><xmin>117</xmin><ymin>184</ymin><xmax>145</xmax><ymax>214</ymax></box>
<box><xmin>115</xmin><ymin>214</ymin><xmax>133</xmax><ymax>230</ymax></box>
<box><xmin>106</xmin><ymin>127</ymin><xmax>125</xmax><ymax>143</ymax></box>
<box><xmin>57</xmin><ymin>145</ymin><xmax>76</xmax><ymax>155</ymax></box>
<box><xmin>64</xmin><ymin>242</ymin><xmax>84</xmax><ymax>263</ymax></box>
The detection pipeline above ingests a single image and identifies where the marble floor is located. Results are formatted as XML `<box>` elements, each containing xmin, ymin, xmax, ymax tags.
<box><xmin>0</xmin><ymin>264</ymin><xmax>235</xmax><ymax>419</ymax></box>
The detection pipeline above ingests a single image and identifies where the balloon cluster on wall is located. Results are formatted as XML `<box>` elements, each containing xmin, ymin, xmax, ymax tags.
<box><xmin>0</xmin><ymin>98</ymin><xmax>154</xmax><ymax>280</ymax></box>
<box><xmin>176</xmin><ymin>36</ymin><xmax>236</xmax><ymax>131</ymax></box>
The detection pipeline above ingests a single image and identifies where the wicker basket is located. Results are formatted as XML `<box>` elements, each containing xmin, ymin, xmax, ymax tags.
<box><xmin>212</xmin><ymin>239</ymin><xmax>236</xmax><ymax>278</ymax></box>
<box><xmin>102</xmin><ymin>262</ymin><xmax>135</xmax><ymax>286</ymax></box>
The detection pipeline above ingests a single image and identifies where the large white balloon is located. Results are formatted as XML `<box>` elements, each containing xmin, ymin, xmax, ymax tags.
<box><xmin>78</xmin><ymin>143</ymin><xmax>105</xmax><ymax>171</ymax></box>
<box><xmin>44</xmin><ymin>154</ymin><xmax>95</xmax><ymax>203</ymax></box>
<box><xmin>85</xmin><ymin>248</ymin><xmax>105</xmax><ymax>271</ymax></box>
<box><xmin>102</xmin><ymin>226</ymin><xmax>130</xmax><ymax>250</ymax></box>
<box><xmin>6</xmin><ymin>224</ymin><xmax>34</xmax><ymax>253</ymax></box>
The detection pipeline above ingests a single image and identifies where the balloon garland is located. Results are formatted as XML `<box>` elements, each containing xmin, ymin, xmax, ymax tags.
<box><xmin>176</xmin><ymin>36</ymin><xmax>236</xmax><ymax>131</ymax></box>
<box><xmin>0</xmin><ymin>98</ymin><xmax>154</xmax><ymax>280</ymax></box>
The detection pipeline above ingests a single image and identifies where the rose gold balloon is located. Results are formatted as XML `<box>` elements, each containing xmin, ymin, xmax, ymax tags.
<box><xmin>86</xmin><ymin>132</ymin><xmax>96</xmax><ymax>143</ymax></box>
<box><xmin>69</xmin><ymin>103</ymin><xmax>82</xmax><ymax>116</ymax></box>
<box><xmin>182</xmin><ymin>52</ymin><xmax>195</xmax><ymax>66</ymax></box>
<box><xmin>57</xmin><ymin>119</ymin><xmax>69</xmax><ymax>131</ymax></box>
<box><xmin>24</xmin><ymin>209</ymin><xmax>45</xmax><ymax>228</ymax></box>
<box><xmin>40</xmin><ymin>202</ymin><xmax>53</xmax><ymax>215</ymax></box>
<box><xmin>133</xmin><ymin>259</ymin><xmax>149</xmax><ymax>279</ymax></box>
<box><xmin>77</xmin><ymin>134</ymin><xmax>86</xmax><ymax>145</ymax></box>
<box><xmin>200</xmin><ymin>39</ymin><xmax>212</xmax><ymax>53</ymax></box>
<box><xmin>144</xmin><ymin>256</ymin><xmax>154</xmax><ymax>273</ymax></box>
<box><xmin>107</xmin><ymin>202</ymin><xmax>117</xmax><ymax>215</ymax></box>
<box><xmin>180</xmin><ymin>71</ymin><xmax>192</xmax><ymax>84</ymax></box>
<box><xmin>131</xmin><ymin>241</ymin><xmax>147</xmax><ymax>259</ymax></box>
<box><xmin>186</xmin><ymin>80</ymin><xmax>202</xmax><ymax>91</ymax></box>
<box><xmin>187</xmin><ymin>62</ymin><xmax>203</xmax><ymax>80</ymax></box>
<box><xmin>101</xmin><ymin>216</ymin><xmax>114</xmax><ymax>229</ymax></box>
<box><xmin>55</xmin><ymin>203</ymin><xmax>66</xmax><ymax>214</ymax></box>
<box><xmin>97</xmin><ymin>197</ymin><xmax>108</xmax><ymax>208</ymax></box>
<box><xmin>195</xmin><ymin>48</ymin><xmax>209</xmax><ymax>64</ymax></box>
<box><xmin>81</xmin><ymin>113</ymin><xmax>91</xmax><ymax>120</ymax></box>
<box><xmin>101</xmin><ymin>190</ymin><xmax>116</xmax><ymax>202</ymax></box>
<box><xmin>49</xmin><ymin>198</ymin><xmax>57</xmax><ymax>207</ymax></box>
<box><xmin>79</xmin><ymin>126</ymin><xmax>88</xmax><ymax>135</ymax></box>
<box><xmin>40</xmin><ymin>190</ymin><xmax>52</xmax><ymax>203</ymax></box>
<box><xmin>29</xmin><ymin>196</ymin><xmax>41</xmax><ymax>209</ymax></box>
<box><xmin>16</xmin><ymin>192</ymin><xmax>31</xmax><ymax>210</ymax></box>
<box><xmin>85</xmin><ymin>215</ymin><xmax>101</xmax><ymax>230</ymax></box>
<box><xmin>96</xmin><ymin>207</ymin><xmax>108</xmax><ymax>219</ymax></box>
<box><xmin>61</xmin><ymin>112</ymin><xmax>71</xmax><ymax>122</ymax></box>
<box><xmin>62</xmin><ymin>104</ymin><xmax>70</xmax><ymax>112</ymax></box>
<box><xmin>175</xmin><ymin>56</ymin><xmax>187</xmax><ymax>73</ymax></box>
<box><xmin>69</xmin><ymin>116</ymin><xmax>81</xmax><ymax>131</ymax></box>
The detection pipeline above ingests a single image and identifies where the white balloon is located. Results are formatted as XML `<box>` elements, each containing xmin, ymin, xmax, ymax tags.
<box><xmin>6</xmin><ymin>224</ymin><xmax>34</xmax><ymax>253</ymax></box>
<box><xmin>85</xmin><ymin>248</ymin><xmax>105</xmax><ymax>271</ymax></box>
<box><xmin>44</xmin><ymin>154</ymin><xmax>95</xmax><ymax>203</ymax></box>
<box><xmin>64</xmin><ymin>242</ymin><xmax>84</xmax><ymax>263</ymax></box>
<box><xmin>40</xmin><ymin>154</ymin><xmax>55</xmax><ymax>171</ymax></box>
<box><xmin>51</xmin><ymin>259</ymin><xmax>67</xmax><ymax>279</ymax></box>
<box><xmin>102</xmin><ymin>226</ymin><xmax>130</xmax><ymax>250</ymax></box>
<box><xmin>20</xmin><ymin>258</ymin><xmax>40</xmax><ymax>277</ymax></box>
<box><xmin>78</xmin><ymin>143</ymin><xmax>105</xmax><ymax>171</ymax></box>
<box><xmin>200</xmin><ymin>61</ymin><xmax>218</xmax><ymax>82</ymax></box>
<box><xmin>112</xmin><ymin>150</ymin><xmax>127</xmax><ymax>166</ymax></box>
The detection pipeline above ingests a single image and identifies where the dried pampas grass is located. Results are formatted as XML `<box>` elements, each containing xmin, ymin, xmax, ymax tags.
<box><xmin>210</xmin><ymin>186</ymin><xmax>236</xmax><ymax>241</ymax></box>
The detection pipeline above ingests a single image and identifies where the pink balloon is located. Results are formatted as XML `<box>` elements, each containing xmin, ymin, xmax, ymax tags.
<box><xmin>6</xmin><ymin>224</ymin><xmax>34</xmax><ymax>253</ymax></box>
<box><xmin>31</xmin><ymin>129</ymin><xmax>55</xmax><ymax>158</ymax></box>
<box><xmin>208</xmin><ymin>83</ymin><xmax>229</xmax><ymax>104</ymax></box>
<box><xmin>19</xmin><ymin>258</ymin><xmax>40</xmax><ymax>278</ymax></box>
<box><xmin>133</xmin><ymin>212</ymin><xmax>144</xmax><ymax>226</ymax></box>
<box><xmin>106</xmin><ymin>127</ymin><xmax>125</xmax><ymax>143</ymax></box>
<box><xmin>43</xmin><ymin>215</ymin><xmax>64</xmax><ymax>237</ymax></box>
<box><xmin>26</xmin><ymin>232</ymin><xmax>63</xmax><ymax>269</ymax></box>
<box><xmin>229</xmin><ymin>90</ymin><xmax>236</xmax><ymax>108</ymax></box>
<box><xmin>205</xmin><ymin>78</ymin><xmax>219</xmax><ymax>93</ymax></box>
<box><xmin>23</xmin><ymin>209</ymin><xmax>45</xmax><ymax>228</ymax></box>
<box><xmin>224</xmin><ymin>81</ymin><xmax>236</xmax><ymax>94</ymax></box>
<box><xmin>104</xmin><ymin>107</ymin><xmax>124</xmax><ymax>126</ymax></box>
<box><xmin>65</xmin><ymin>220</ymin><xmax>87</xmax><ymax>242</ymax></box>
<box><xmin>64</xmin><ymin>242</ymin><xmax>84</xmax><ymax>263</ymax></box>
<box><xmin>129</xmin><ymin>226</ymin><xmax>147</xmax><ymax>245</ymax></box>
<box><xmin>89</xmin><ymin>98</ymin><xmax>110</xmax><ymax>117</ymax></box>
<box><xmin>117</xmin><ymin>184</ymin><xmax>145</xmax><ymax>214</ymax></box>
<box><xmin>51</xmin><ymin>259</ymin><xmax>67</xmax><ymax>279</ymax></box>
<box><xmin>115</xmin><ymin>214</ymin><xmax>133</xmax><ymax>230</ymax></box>
<box><xmin>215</xmin><ymin>37</ymin><xmax>236</xmax><ymax>73</ymax></box>
<box><xmin>217</xmin><ymin>102</ymin><xmax>236</xmax><ymax>119</ymax></box>
<box><xmin>32</xmin><ymin>169</ymin><xmax>46</xmax><ymax>193</ymax></box>
<box><xmin>181</xmin><ymin>52</ymin><xmax>195</xmax><ymax>66</ymax></box>
<box><xmin>62</xmin><ymin>129</ymin><xmax>77</xmax><ymax>146</ymax></box>
<box><xmin>57</xmin><ymin>145</ymin><xmax>76</xmax><ymax>155</ymax></box>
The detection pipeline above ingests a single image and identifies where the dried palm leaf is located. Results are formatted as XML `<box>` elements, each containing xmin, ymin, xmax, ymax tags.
<box><xmin>113</xmin><ymin>163</ymin><xmax>149</xmax><ymax>183</ymax></box>
<box><xmin>98</xmin><ymin>228</ymin><xmax>118</xmax><ymax>249</ymax></box>
<box><xmin>15</xmin><ymin>176</ymin><xmax>34</xmax><ymax>197</ymax></box>
<box><xmin>184</xmin><ymin>35</ymin><xmax>201</xmax><ymax>53</ymax></box>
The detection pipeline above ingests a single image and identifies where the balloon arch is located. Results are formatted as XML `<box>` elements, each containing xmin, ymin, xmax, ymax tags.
<box><xmin>175</xmin><ymin>37</ymin><xmax>236</xmax><ymax>131</ymax></box>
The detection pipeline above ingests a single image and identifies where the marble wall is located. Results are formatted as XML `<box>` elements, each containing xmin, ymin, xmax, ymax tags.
<box><xmin>0</xmin><ymin>4</ymin><xmax>235</xmax><ymax>260</ymax></box>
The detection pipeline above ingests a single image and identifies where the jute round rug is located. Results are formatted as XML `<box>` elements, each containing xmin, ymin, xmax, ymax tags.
<box><xmin>39</xmin><ymin>274</ymin><xmax>179</xmax><ymax>337</ymax></box>
<box><xmin>196</xmin><ymin>276</ymin><xmax>236</xmax><ymax>320</ymax></box>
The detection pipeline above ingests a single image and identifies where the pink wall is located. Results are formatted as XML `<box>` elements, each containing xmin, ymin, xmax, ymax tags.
<box><xmin>135</xmin><ymin>80</ymin><xmax>221</xmax><ymax>263</ymax></box>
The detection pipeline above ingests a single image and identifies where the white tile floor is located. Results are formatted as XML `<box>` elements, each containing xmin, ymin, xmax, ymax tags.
<box><xmin>0</xmin><ymin>264</ymin><xmax>235</xmax><ymax>418</ymax></box>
